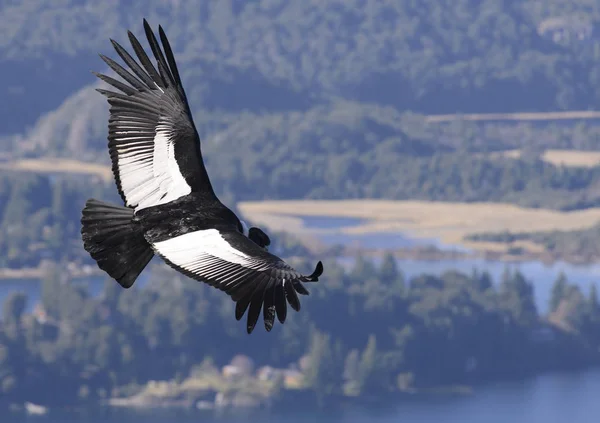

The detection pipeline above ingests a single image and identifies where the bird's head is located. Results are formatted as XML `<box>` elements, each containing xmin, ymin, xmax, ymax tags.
<box><xmin>248</xmin><ymin>227</ymin><xmax>271</xmax><ymax>251</ymax></box>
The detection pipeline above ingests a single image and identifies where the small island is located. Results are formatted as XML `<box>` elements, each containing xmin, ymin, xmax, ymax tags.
<box><xmin>1</xmin><ymin>258</ymin><xmax>599</xmax><ymax>416</ymax></box>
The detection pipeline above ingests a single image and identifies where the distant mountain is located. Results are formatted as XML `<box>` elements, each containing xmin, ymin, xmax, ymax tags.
<box><xmin>9</xmin><ymin>82</ymin><xmax>107</xmax><ymax>159</ymax></box>
<box><xmin>4</xmin><ymin>0</ymin><xmax>600</xmax><ymax>206</ymax></box>
<box><xmin>4</xmin><ymin>0</ymin><xmax>600</xmax><ymax>142</ymax></box>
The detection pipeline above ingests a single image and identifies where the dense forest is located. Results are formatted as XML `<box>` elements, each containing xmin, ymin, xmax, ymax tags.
<box><xmin>468</xmin><ymin>222</ymin><xmax>600</xmax><ymax>263</ymax></box>
<box><xmin>1</xmin><ymin>255</ymin><xmax>599</xmax><ymax>410</ymax></box>
<box><xmin>4</xmin><ymin>1</ymin><xmax>600</xmax><ymax>414</ymax></box>
<box><xmin>3</xmin><ymin>1</ymin><xmax>600</xmax><ymax>267</ymax></box>
<box><xmin>3</xmin><ymin>159</ymin><xmax>600</xmax><ymax>269</ymax></box>
<box><xmin>2</xmin><ymin>1</ymin><xmax>600</xmax><ymax>201</ymax></box>
<box><xmin>5</xmin><ymin>0</ymin><xmax>600</xmax><ymax>117</ymax></box>
<box><xmin>0</xmin><ymin>172</ymin><xmax>313</xmax><ymax>269</ymax></box>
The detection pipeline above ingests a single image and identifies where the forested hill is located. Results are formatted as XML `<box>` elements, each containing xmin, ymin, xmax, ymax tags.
<box><xmin>4</xmin><ymin>0</ymin><xmax>600</xmax><ymax>138</ymax></box>
<box><xmin>4</xmin><ymin>1</ymin><xmax>600</xmax><ymax>209</ymax></box>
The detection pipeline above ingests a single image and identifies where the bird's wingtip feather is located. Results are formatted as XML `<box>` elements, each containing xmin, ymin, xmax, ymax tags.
<box><xmin>308</xmin><ymin>261</ymin><xmax>324</xmax><ymax>281</ymax></box>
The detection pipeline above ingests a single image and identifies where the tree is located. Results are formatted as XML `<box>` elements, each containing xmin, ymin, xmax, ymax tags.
<box><xmin>356</xmin><ymin>335</ymin><xmax>378</xmax><ymax>393</ymax></box>
<box><xmin>379</xmin><ymin>253</ymin><xmax>398</xmax><ymax>282</ymax></box>
<box><xmin>550</xmin><ymin>272</ymin><xmax>569</xmax><ymax>312</ymax></box>
<box><xmin>303</xmin><ymin>329</ymin><xmax>344</xmax><ymax>403</ymax></box>
<box><xmin>40</xmin><ymin>263</ymin><xmax>63</xmax><ymax>319</ymax></box>
<box><xmin>100</xmin><ymin>279</ymin><xmax>119</xmax><ymax>310</ymax></box>
<box><xmin>588</xmin><ymin>284</ymin><xmax>599</xmax><ymax>318</ymax></box>
<box><xmin>2</xmin><ymin>292</ymin><xmax>27</xmax><ymax>329</ymax></box>
<box><xmin>476</xmin><ymin>270</ymin><xmax>493</xmax><ymax>292</ymax></box>
<box><xmin>380</xmin><ymin>252</ymin><xmax>406</xmax><ymax>297</ymax></box>
<box><xmin>351</xmin><ymin>254</ymin><xmax>377</xmax><ymax>282</ymax></box>
<box><xmin>342</xmin><ymin>349</ymin><xmax>360</xmax><ymax>396</ymax></box>
<box><xmin>500</xmin><ymin>270</ymin><xmax>538</xmax><ymax>326</ymax></box>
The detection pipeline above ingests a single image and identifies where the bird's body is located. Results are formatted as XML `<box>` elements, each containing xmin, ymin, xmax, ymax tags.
<box><xmin>81</xmin><ymin>20</ymin><xmax>323</xmax><ymax>334</ymax></box>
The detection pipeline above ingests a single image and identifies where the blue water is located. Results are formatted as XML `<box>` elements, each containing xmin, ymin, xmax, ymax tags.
<box><xmin>300</xmin><ymin>215</ymin><xmax>366</xmax><ymax>229</ymax></box>
<box><xmin>6</xmin><ymin>368</ymin><xmax>600</xmax><ymax>422</ymax></box>
<box><xmin>2</xmin><ymin>257</ymin><xmax>598</xmax><ymax>315</ymax></box>
<box><xmin>3</xmin><ymin>219</ymin><xmax>600</xmax><ymax>422</ymax></box>
<box><xmin>299</xmin><ymin>216</ymin><xmax>600</xmax><ymax>314</ymax></box>
<box><xmin>2</xmin><ymin>218</ymin><xmax>600</xmax><ymax>315</ymax></box>
<box><xmin>302</xmin><ymin>215</ymin><xmax>465</xmax><ymax>251</ymax></box>
<box><xmin>320</xmin><ymin>231</ymin><xmax>431</xmax><ymax>249</ymax></box>
<box><xmin>0</xmin><ymin>277</ymin><xmax>107</xmax><ymax>314</ymax></box>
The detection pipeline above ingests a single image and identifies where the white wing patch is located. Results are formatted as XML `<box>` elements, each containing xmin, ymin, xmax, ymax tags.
<box><xmin>153</xmin><ymin>229</ymin><xmax>271</xmax><ymax>278</ymax></box>
<box><xmin>114</xmin><ymin>119</ymin><xmax>191</xmax><ymax>211</ymax></box>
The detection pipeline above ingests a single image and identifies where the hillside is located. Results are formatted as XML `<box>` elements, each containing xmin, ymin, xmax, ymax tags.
<box><xmin>6</xmin><ymin>0</ymin><xmax>600</xmax><ymax>142</ymax></box>
<box><xmin>4</xmin><ymin>1</ymin><xmax>600</xmax><ymax>268</ymax></box>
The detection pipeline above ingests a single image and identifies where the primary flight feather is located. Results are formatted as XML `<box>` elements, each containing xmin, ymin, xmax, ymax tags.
<box><xmin>80</xmin><ymin>19</ymin><xmax>324</xmax><ymax>334</ymax></box>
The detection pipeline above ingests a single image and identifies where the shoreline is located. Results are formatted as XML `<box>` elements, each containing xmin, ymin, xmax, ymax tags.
<box><xmin>0</xmin><ymin>264</ymin><xmax>102</xmax><ymax>281</ymax></box>
<box><xmin>1</xmin><ymin>247</ymin><xmax>599</xmax><ymax>283</ymax></box>
<box><xmin>348</xmin><ymin>245</ymin><xmax>600</xmax><ymax>266</ymax></box>
<box><xmin>238</xmin><ymin>199</ymin><xmax>600</xmax><ymax>265</ymax></box>
<box><xmin>5</xmin><ymin>365</ymin><xmax>600</xmax><ymax>417</ymax></box>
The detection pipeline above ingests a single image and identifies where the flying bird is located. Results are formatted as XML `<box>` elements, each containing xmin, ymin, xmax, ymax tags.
<box><xmin>80</xmin><ymin>20</ymin><xmax>323</xmax><ymax>334</ymax></box>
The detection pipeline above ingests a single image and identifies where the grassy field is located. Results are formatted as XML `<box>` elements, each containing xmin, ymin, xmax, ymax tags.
<box><xmin>238</xmin><ymin>200</ymin><xmax>600</xmax><ymax>254</ymax></box>
<box><xmin>487</xmin><ymin>149</ymin><xmax>600</xmax><ymax>168</ymax></box>
<box><xmin>0</xmin><ymin>158</ymin><xmax>113</xmax><ymax>181</ymax></box>
<box><xmin>539</xmin><ymin>150</ymin><xmax>600</xmax><ymax>167</ymax></box>
<box><xmin>424</xmin><ymin>110</ymin><xmax>600</xmax><ymax>122</ymax></box>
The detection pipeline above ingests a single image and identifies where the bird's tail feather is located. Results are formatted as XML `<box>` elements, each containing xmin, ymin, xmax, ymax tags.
<box><xmin>81</xmin><ymin>198</ymin><xmax>153</xmax><ymax>288</ymax></box>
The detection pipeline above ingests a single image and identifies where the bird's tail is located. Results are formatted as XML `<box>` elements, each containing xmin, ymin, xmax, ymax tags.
<box><xmin>81</xmin><ymin>198</ymin><xmax>153</xmax><ymax>288</ymax></box>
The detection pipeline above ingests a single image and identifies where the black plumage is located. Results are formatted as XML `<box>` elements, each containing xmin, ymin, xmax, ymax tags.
<box><xmin>80</xmin><ymin>20</ymin><xmax>323</xmax><ymax>334</ymax></box>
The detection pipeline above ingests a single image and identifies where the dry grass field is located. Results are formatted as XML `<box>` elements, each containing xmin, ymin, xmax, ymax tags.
<box><xmin>424</xmin><ymin>110</ymin><xmax>600</xmax><ymax>122</ymax></box>
<box><xmin>540</xmin><ymin>150</ymin><xmax>600</xmax><ymax>167</ymax></box>
<box><xmin>487</xmin><ymin>149</ymin><xmax>600</xmax><ymax>168</ymax></box>
<box><xmin>238</xmin><ymin>200</ymin><xmax>600</xmax><ymax>253</ymax></box>
<box><xmin>3</xmin><ymin>150</ymin><xmax>600</xmax><ymax>254</ymax></box>
<box><xmin>0</xmin><ymin>158</ymin><xmax>112</xmax><ymax>181</ymax></box>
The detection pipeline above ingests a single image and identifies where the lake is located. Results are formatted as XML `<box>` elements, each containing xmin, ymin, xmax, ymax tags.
<box><xmin>302</xmin><ymin>215</ymin><xmax>600</xmax><ymax>313</ymax></box>
<box><xmin>2</xmin><ymin>256</ymin><xmax>599</xmax><ymax>316</ymax></box>
<box><xmin>2</xmin><ymin>216</ymin><xmax>600</xmax><ymax>314</ymax></box>
<box><xmin>2</xmin><ymin>215</ymin><xmax>600</xmax><ymax>422</ymax></box>
<box><xmin>5</xmin><ymin>368</ymin><xmax>600</xmax><ymax>422</ymax></box>
<box><xmin>299</xmin><ymin>215</ymin><xmax>465</xmax><ymax>251</ymax></box>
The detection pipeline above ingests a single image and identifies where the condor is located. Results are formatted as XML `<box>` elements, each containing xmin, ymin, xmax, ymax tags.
<box><xmin>80</xmin><ymin>20</ymin><xmax>323</xmax><ymax>334</ymax></box>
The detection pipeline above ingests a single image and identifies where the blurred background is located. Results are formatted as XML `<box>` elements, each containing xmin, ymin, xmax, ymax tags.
<box><xmin>2</xmin><ymin>0</ymin><xmax>600</xmax><ymax>422</ymax></box>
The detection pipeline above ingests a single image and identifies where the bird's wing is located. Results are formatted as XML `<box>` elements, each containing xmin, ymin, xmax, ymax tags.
<box><xmin>95</xmin><ymin>19</ymin><xmax>216</xmax><ymax>212</ymax></box>
<box><xmin>151</xmin><ymin>228</ymin><xmax>324</xmax><ymax>333</ymax></box>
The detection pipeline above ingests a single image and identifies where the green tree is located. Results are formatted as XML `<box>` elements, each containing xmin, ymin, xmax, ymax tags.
<box><xmin>500</xmin><ymin>270</ymin><xmax>538</xmax><ymax>326</ymax></box>
<box><xmin>342</xmin><ymin>349</ymin><xmax>360</xmax><ymax>396</ymax></box>
<box><xmin>476</xmin><ymin>270</ymin><xmax>493</xmax><ymax>292</ymax></box>
<box><xmin>356</xmin><ymin>335</ymin><xmax>378</xmax><ymax>393</ymax></box>
<box><xmin>2</xmin><ymin>292</ymin><xmax>27</xmax><ymax>329</ymax></box>
<box><xmin>40</xmin><ymin>263</ymin><xmax>63</xmax><ymax>319</ymax></box>
<box><xmin>379</xmin><ymin>253</ymin><xmax>398</xmax><ymax>282</ymax></box>
<box><xmin>550</xmin><ymin>272</ymin><xmax>569</xmax><ymax>312</ymax></box>
<box><xmin>303</xmin><ymin>329</ymin><xmax>344</xmax><ymax>403</ymax></box>
<box><xmin>380</xmin><ymin>252</ymin><xmax>406</xmax><ymax>296</ymax></box>
<box><xmin>588</xmin><ymin>284</ymin><xmax>599</xmax><ymax>318</ymax></box>
<box><xmin>351</xmin><ymin>254</ymin><xmax>377</xmax><ymax>282</ymax></box>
